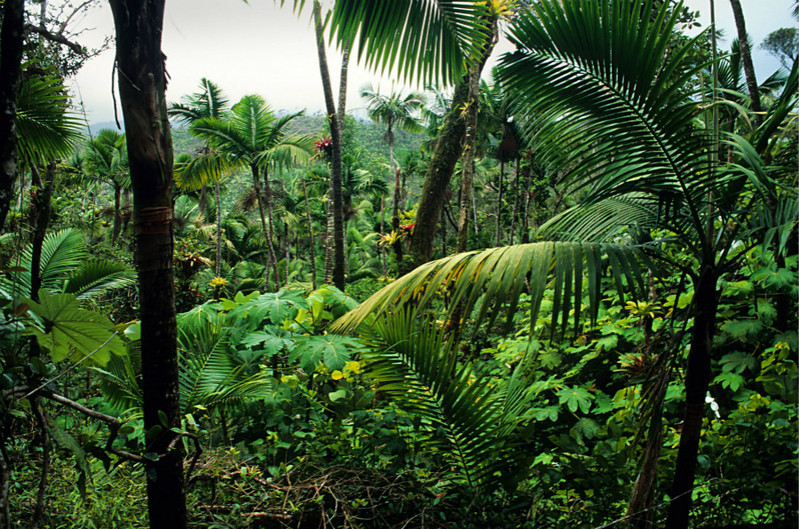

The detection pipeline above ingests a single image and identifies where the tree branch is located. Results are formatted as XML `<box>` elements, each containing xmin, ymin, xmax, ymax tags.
<box><xmin>24</xmin><ymin>24</ymin><xmax>84</xmax><ymax>54</ymax></box>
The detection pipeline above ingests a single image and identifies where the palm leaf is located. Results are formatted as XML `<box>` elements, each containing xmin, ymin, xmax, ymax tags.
<box><xmin>63</xmin><ymin>260</ymin><xmax>136</xmax><ymax>300</ymax></box>
<box><xmin>333</xmin><ymin>241</ymin><xmax>644</xmax><ymax>339</ymax></box>
<box><xmin>16</xmin><ymin>74</ymin><xmax>84</xmax><ymax>166</ymax></box>
<box><xmin>325</xmin><ymin>0</ymin><xmax>491</xmax><ymax>86</ymax></box>
<box><xmin>360</xmin><ymin>308</ymin><xmax>530</xmax><ymax>488</ymax></box>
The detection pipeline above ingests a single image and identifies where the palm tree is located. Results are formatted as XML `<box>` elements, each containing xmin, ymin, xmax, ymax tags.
<box><xmin>83</xmin><ymin>129</ymin><xmax>129</xmax><ymax>245</ymax></box>
<box><xmin>191</xmin><ymin>95</ymin><xmax>314</xmax><ymax>291</ymax></box>
<box><xmin>360</xmin><ymin>85</ymin><xmax>425</xmax><ymax>265</ymax></box>
<box><xmin>168</xmin><ymin>78</ymin><xmax>232</xmax><ymax>277</ymax></box>
<box><xmin>335</xmin><ymin>1</ymin><xmax>798</xmax><ymax>527</ymax></box>
<box><xmin>108</xmin><ymin>1</ymin><xmax>185</xmax><ymax>526</ymax></box>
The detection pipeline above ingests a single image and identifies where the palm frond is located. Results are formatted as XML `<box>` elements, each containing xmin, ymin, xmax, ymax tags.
<box><xmin>497</xmin><ymin>0</ymin><xmax>713</xmax><ymax>243</ymax></box>
<box><xmin>16</xmin><ymin>74</ymin><xmax>84</xmax><ymax>166</ymax></box>
<box><xmin>360</xmin><ymin>309</ymin><xmax>530</xmax><ymax>488</ymax></box>
<box><xmin>63</xmin><ymin>260</ymin><xmax>136</xmax><ymax>300</ymax></box>
<box><xmin>333</xmin><ymin>241</ymin><xmax>645</xmax><ymax>338</ymax></box>
<box><xmin>326</xmin><ymin>0</ymin><xmax>491</xmax><ymax>86</ymax></box>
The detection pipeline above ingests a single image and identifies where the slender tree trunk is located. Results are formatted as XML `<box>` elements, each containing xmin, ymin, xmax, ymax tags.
<box><xmin>301</xmin><ymin>177</ymin><xmax>317</xmax><ymax>290</ymax></box>
<box><xmin>509</xmin><ymin>157</ymin><xmax>520</xmax><ymax>245</ymax></box>
<box><xmin>313</xmin><ymin>2</ymin><xmax>346</xmax><ymax>291</ymax></box>
<box><xmin>728</xmin><ymin>0</ymin><xmax>763</xmax><ymax>127</ymax></box>
<box><xmin>390</xmin><ymin>136</ymin><xmax>404</xmax><ymax>265</ymax></box>
<box><xmin>263</xmin><ymin>169</ymin><xmax>281</xmax><ymax>290</ymax></box>
<box><xmin>29</xmin><ymin>162</ymin><xmax>56</xmax><ymax>298</ymax></box>
<box><xmin>457</xmin><ymin>66</ymin><xmax>481</xmax><ymax>253</ymax></box>
<box><xmin>112</xmin><ymin>183</ymin><xmax>122</xmax><ymax>244</ymax></box>
<box><xmin>495</xmin><ymin>159</ymin><xmax>504</xmax><ymax>246</ymax></box>
<box><xmin>251</xmin><ymin>165</ymin><xmax>273</xmax><ymax>290</ymax></box>
<box><xmin>337</xmin><ymin>39</ymin><xmax>351</xmax><ymax>131</ymax></box>
<box><xmin>0</xmin><ymin>0</ymin><xmax>25</xmax><ymax>234</ymax></box>
<box><xmin>108</xmin><ymin>3</ymin><xmax>186</xmax><ymax>528</ymax></box>
<box><xmin>214</xmin><ymin>180</ymin><xmax>222</xmax><ymax>277</ymax></box>
<box><xmin>440</xmin><ymin>200</ymin><xmax>447</xmax><ymax>257</ymax></box>
<box><xmin>665</xmin><ymin>265</ymin><xmax>718</xmax><ymax>529</ymax></box>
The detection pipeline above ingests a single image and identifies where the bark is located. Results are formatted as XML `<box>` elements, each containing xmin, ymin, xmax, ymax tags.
<box><xmin>405</xmin><ymin>22</ymin><xmax>497</xmax><ymax>272</ymax></box>
<box><xmin>509</xmin><ymin>157</ymin><xmax>520</xmax><ymax>245</ymax></box>
<box><xmin>337</xmin><ymin>39</ymin><xmax>350</xmax><ymax>131</ymax></box>
<box><xmin>495</xmin><ymin>159</ymin><xmax>504</xmax><ymax>246</ymax></box>
<box><xmin>665</xmin><ymin>265</ymin><xmax>718</xmax><ymax>529</ymax></box>
<box><xmin>0</xmin><ymin>0</ymin><xmax>26</xmax><ymax>234</ymax></box>
<box><xmin>250</xmin><ymin>165</ymin><xmax>276</xmax><ymax>290</ymax></box>
<box><xmin>28</xmin><ymin>162</ymin><xmax>54</xmax><ymax>298</ymax></box>
<box><xmin>108</xmin><ymin>2</ymin><xmax>186</xmax><ymax>528</ymax></box>
<box><xmin>263</xmin><ymin>170</ymin><xmax>281</xmax><ymax>290</ymax></box>
<box><xmin>391</xmin><ymin>163</ymin><xmax>404</xmax><ymax>266</ymax></box>
<box><xmin>302</xmin><ymin>177</ymin><xmax>317</xmax><ymax>290</ymax></box>
<box><xmin>457</xmin><ymin>66</ymin><xmax>481</xmax><ymax>253</ymax></box>
<box><xmin>214</xmin><ymin>180</ymin><xmax>222</xmax><ymax>277</ymax></box>
<box><xmin>313</xmin><ymin>2</ymin><xmax>346</xmax><ymax>291</ymax></box>
<box><xmin>728</xmin><ymin>0</ymin><xmax>763</xmax><ymax>127</ymax></box>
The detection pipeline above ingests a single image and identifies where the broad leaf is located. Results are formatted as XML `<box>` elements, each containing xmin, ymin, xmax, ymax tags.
<box><xmin>24</xmin><ymin>290</ymin><xmax>125</xmax><ymax>365</ymax></box>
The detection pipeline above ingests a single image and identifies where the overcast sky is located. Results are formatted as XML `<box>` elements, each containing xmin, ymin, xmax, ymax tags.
<box><xmin>68</xmin><ymin>0</ymin><xmax>794</xmax><ymax>126</ymax></box>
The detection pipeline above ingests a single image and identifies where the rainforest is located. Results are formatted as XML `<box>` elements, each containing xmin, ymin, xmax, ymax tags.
<box><xmin>0</xmin><ymin>1</ymin><xmax>796</xmax><ymax>528</ymax></box>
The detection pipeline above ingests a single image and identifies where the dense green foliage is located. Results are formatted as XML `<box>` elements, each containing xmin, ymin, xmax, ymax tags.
<box><xmin>1</xmin><ymin>1</ymin><xmax>796</xmax><ymax>528</ymax></box>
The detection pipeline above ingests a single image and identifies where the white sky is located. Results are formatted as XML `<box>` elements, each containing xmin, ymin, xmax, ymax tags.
<box><xmin>68</xmin><ymin>0</ymin><xmax>794</xmax><ymax>126</ymax></box>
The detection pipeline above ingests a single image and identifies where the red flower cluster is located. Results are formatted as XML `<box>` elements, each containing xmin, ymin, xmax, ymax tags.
<box><xmin>314</xmin><ymin>135</ymin><xmax>333</xmax><ymax>160</ymax></box>
<box><xmin>399</xmin><ymin>223</ymin><xmax>415</xmax><ymax>235</ymax></box>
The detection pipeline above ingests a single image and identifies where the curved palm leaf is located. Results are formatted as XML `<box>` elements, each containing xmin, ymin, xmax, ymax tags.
<box><xmin>16</xmin><ymin>74</ymin><xmax>84</xmax><ymax>167</ymax></box>
<box><xmin>325</xmin><ymin>0</ymin><xmax>491</xmax><ymax>86</ymax></box>
<box><xmin>63</xmin><ymin>260</ymin><xmax>136</xmax><ymax>300</ymax></box>
<box><xmin>498</xmin><ymin>0</ymin><xmax>715</xmax><ymax>249</ymax></box>
<box><xmin>334</xmin><ymin>241</ymin><xmax>645</xmax><ymax>339</ymax></box>
<box><xmin>360</xmin><ymin>308</ymin><xmax>532</xmax><ymax>489</ymax></box>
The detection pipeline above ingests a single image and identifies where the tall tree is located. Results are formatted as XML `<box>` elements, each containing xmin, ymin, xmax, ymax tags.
<box><xmin>312</xmin><ymin>0</ymin><xmax>346</xmax><ymax>291</ymax></box>
<box><xmin>107</xmin><ymin>1</ymin><xmax>186</xmax><ymax>528</ymax></box>
<box><xmin>169</xmin><ymin>78</ymin><xmax>232</xmax><ymax>277</ymax></box>
<box><xmin>83</xmin><ymin>129</ymin><xmax>130</xmax><ymax>245</ymax></box>
<box><xmin>340</xmin><ymin>2</ymin><xmax>799</xmax><ymax>528</ymax></box>
<box><xmin>728</xmin><ymin>0</ymin><xmax>763</xmax><ymax>126</ymax></box>
<box><xmin>191</xmin><ymin>95</ymin><xmax>313</xmax><ymax>291</ymax></box>
<box><xmin>360</xmin><ymin>85</ymin><xmax>425</xmax><ymax>265</ymax></box>
<box><xmin>0</xmin><ymin>0</ymin><xmax>26</xmax><ymax>234</ymax></box>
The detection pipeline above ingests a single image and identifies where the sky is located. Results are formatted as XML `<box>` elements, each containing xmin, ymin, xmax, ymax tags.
<box><xmin>67</xmin><ymin>0</ymin><xmax>795</xmax><ymax>126</ymax></box>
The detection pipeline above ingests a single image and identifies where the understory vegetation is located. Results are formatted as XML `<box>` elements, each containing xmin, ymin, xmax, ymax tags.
<box><xmin>1</xmin><ymin>0</ymin><xmax>797</xmax><ymax>528</ymax></box>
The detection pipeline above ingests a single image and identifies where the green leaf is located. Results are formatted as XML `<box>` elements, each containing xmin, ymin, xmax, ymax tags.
<box><xmin>24</xmin><ymin>290</ymin><xmax>125</xmax><ymax>365</ymax></box>
<box><xmin>714</xmin><ymin>371</ymin><xmax>745</xmax><ymax>392</ymax></box>
<box><xmin>556</xmin><ymin>386</ymin><xmax>594</xmax><ymax>414</ymax></box>
<box><xmin>290</xmin><ymin>334</ymin><xmax>359</xmax><ymax>372</ymax></box>
<box><xmin>719</xmin><ymin>351</ymin><xmax>757</xmax><ymax>374</ymax></box>
<box><xmin>722</xmin><ymin>319</ymin><xmax>764</xmax><ymax>340</ymax></box>
<box><xmin>46</xmin><ymin>419</ymin><xmax>91</xmax><ymax>498</ymax></box>
<box><xmin>328</xmin><ymin>389</ymin><xmax>348</xmax><ymax>402</ymax></box>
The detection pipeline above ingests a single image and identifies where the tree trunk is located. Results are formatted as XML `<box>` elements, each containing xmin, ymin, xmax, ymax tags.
<box><xmin>112</xmin><ymin>183</ymin><xmax>122</xmax><ymax>244</ymax></box>
<box><xmin>313</xmin><ymin>2</ymin><xmax>346</xmax><ymax>291</ymax></box>
<box><xmin>108</xmin><ymin>3</ymin><xmax>186</xmax><ymax>528</ymax></box>
<box><xmin>728</xmin><ymin>0</ymin><xmax>763</xmax><ymax>128</ymax></box>
<box><xmin>263</xmin><ymin>169</ymin><xmax>281</xmax><ymax>290</ymax></box>
<box><xmin>405</xmin><ymin>21</ymin><xmax>497</xmax><ymax>272</ymax></box>
<box><xmin>457</xmin><ymin>66</ymin><xmax>481</xmax><ymax>253</ymax></box>
<box><xmin>302</xmin><ymin>176</ymin><xmax>317</xmax><ymax>290</ymax></box>
<box><xmin>29</xmin><ymin>162</ymin><xmax>56</xmax><ymax>298</ymax></box>
<box><xmin>665</xmin><ymin>264</ymin><xmax>718</xmax><ymax>529</ymax></box>
<box><xmin>0</xmin><ymin>0</ymin><xmax>25</xmax><ymax>234</ymax></box>
<box><xmin>495</xmin><ymin>159</ymin><xmax>504</xmax><ymax>246</ymax></box>
<box><xmin>509</xmin><ymin>157</ymin><xmax>520</xmax><ymax>245</ymax></box>
<box><xmin>214</xmin><ymin>180</ymin><xmax>222</xmax><ymax>277</ymax></box>
<box><xmin>390</xmin><ymin>135</ymin><xmax>403</xmax><ymax>265</ymax></box>
<box><xmin>337</xmin><ymin>39</ymin><xmax>351</xmax><ymax>131</ymax></box>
